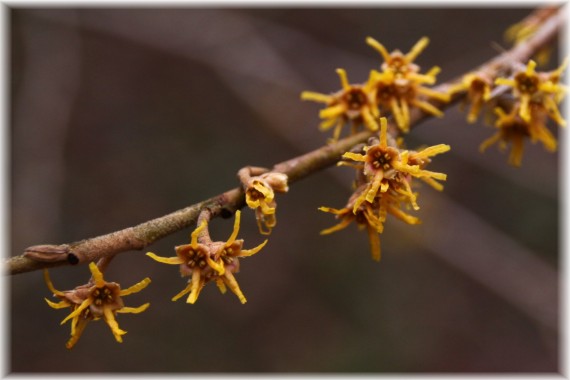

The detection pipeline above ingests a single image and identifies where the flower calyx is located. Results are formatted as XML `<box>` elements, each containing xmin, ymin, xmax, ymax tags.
<box><xmin>43</xmin><ymin>262</ymin><xmax>151</xmax><ymax>349</ymax></box>
<box><xmin>147</xmin><ymin>210</ymin><xmax>267</xmax><ymax>305</ymax></box>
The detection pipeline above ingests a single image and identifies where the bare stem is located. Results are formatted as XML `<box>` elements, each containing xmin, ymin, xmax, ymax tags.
<box><xmin>5</xmin><ymin>6</ymin><xmax>565</xmax><ymax>276</ymax></box>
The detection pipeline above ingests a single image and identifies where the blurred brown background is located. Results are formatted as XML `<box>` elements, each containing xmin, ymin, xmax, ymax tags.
<box><xmin>9</xmin><ymin>6</ymin><xmax>560</xmax><ymax>373</ymax></box>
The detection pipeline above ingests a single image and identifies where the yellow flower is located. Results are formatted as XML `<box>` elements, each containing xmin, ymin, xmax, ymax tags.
<box><xmin>243</xmin><ymin>172</ymin><xmax>289</xmax><ymax>235</ymax></box>
<box><xmin>341</xmin><ymin>117</ymin><xmax>449</xmax><ymax>212</ymax></box>
<box><xmin>44</xmin><ymin>262</ymin><xmax>151</xmax><ymax>349</ymax></box>
<box><xmin>448</xmin><ymin>72</ymin><xmax>492</xmax><ymax>123</ymax></box>
<box><xmin>301</xmin><ymin>68</ymin><xmax>380</xmax><ymax>141</ymax></box>
<box><xmin>320</xmin><ymin>183</ymin><xmax>420</xmax><ymax>262</ymax></box>
<box><xmin>495</xmin><ymin>59</ymin><xmax>567</xmax><ymax>126</ymax></box>
<box><xmin>147</xmin><ymin>210</ymin><xmax>267</xmax><ymax>304</ymax></box>
<box><xmin>366</xmin><ymin>36</ymin><xmax>450</xmax><ymax>132</ymax></box>
<box><xmin>480</xmin><ymin>105</ymin><xmax>557</xmax><ymax>167</ymax></box>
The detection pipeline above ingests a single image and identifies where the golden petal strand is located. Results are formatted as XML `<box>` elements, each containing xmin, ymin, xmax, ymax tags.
<box><xmin>88</xmin><ymin>262</ymin><xmax>105</xmax><ymax>288</ymax></box>
<box><xmin>223</xmin><ymin>271</ymin><xmax>247</xmax><ymax>304</ymax></box>
<box><xmin>191</xmin><ymin>220</ymin><xmax>208</xmax><ymax>247</ymax></box>
<box><xmin>103</xmin><ymin>307</ymin><xmax>127</xmax><ymax>343</ymax></box>
<box><xmin>226</xmin><ymin>210</ymin><xmax>242</xmax><ymax>246</ymax></box>
<box><xmin>45</xmin><ymin>298</ymin><xmax>71</xmax><ymax>309</ymax></box>
<box><xmin>116</xmin><ymin>303</ymin><xmax>150</xmax><ymax>314</ymax></box>
<box><xmin>406</xmin><ymin>36</ymin><xmax>429</xmax><ymax>63</ymax></box>
<box><xmin>187</xmin><ymin>269</ymin><xmax>203</xmax><ymax>304</ymax></box>
<box><xmin>241</xmin><ymin>239</ymin><xmax>269</xmax><ymax>257</ymax></box>
<box><xmin>366</xmin><ymin>225</ymin><xmax>381</xmax><ymax>262</ymax></box>
<box><xmin>119</xmin><ymin>277</ymin><xmax>151</xmax><ymax>296</ymax></box>
<box><xmin>366</xmin><ymin>36</ymin><xmax>391</xmax><ymax>62</ymax></box>
<box><xmin>66</xmin><ymin>317</ymin><xmax>89</xmax><ymax>350</ymax></box>
<box><xmin>43</xmin><ymin>269</ymin><xmax>65</xmax><ymax>297</ymax></box>
<box><xmin>301</xmin><ymin>91</ymin><xmax>333</xmax><ymax>103</ymax></box>
<box><xmin>61</xmin><ymin>298</ymin><xmax>92</xmax><ymax>325</ymax></box>
<box><xmin>146</xmin><ymin>252</ymin><xmax>184</xmax><ymax>265</ymax></box>
<box><xmin>171</xmin><ymin>282</ymin><xmax>193</xmax><ymax>302</ymax></box>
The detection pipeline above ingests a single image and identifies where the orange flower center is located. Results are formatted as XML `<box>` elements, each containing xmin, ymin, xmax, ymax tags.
<box><xmin>92</xmin><ymin>286</ymin><xmax>114</xmax><ymax>306</ymax></box>
<box><xmin>515</xmin><ymin>73</ymin><xmax>539</xmax><ymax>94</ymax></box>
<box><xmin>342</xmin><ymin>88</ymin><xmax>368</xmax><ymax>110</ymax></box>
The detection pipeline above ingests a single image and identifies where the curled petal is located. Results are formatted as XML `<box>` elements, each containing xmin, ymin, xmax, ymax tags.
<box><xmin>207</xmin><ymin>256</ymin><xmax>226</xmax><ymax>275</ymax></box>
<box><xmin>240</xmin><ymin>239</ymin><xmax>269</xmax><ymax>257</ymax></box>
<box><xmin>366</xmin><ymin>225</ymin><xmax>381</xmax><ymax>262</ymax></box>
<box><xmin>341</xmin><ymin>152</ymin><xmax>367</xmax><ymax>162</ymax></box>
<box><xmin>187</xmin><ymin>269</ymin><xmax>203</xmax><ymax>304</ymax></box>
<box><xmin>116</xmin><ymin>303</ymin><xmax>150</xmax><ymax>314</ymax></box>
<box><xmin>320</xmin><ymin>103</ymin><xmax>346</xmax><ymax>119</ymax></box>
<box><xmin>223</xmin><ymin>271</ymin><xmax>246</xmax><ymax>304</ymax></box>
<box><xmin>45</xmin><ymin>298</ymin><xmax>71</xmax><ymax>309</ymax></box>
<box><xmin>216</xmin><ymin>278</ymin><xmax>227</xmax><ymax>294</ymax></box>
<box><xmin>366</xmin><ymin>36</ymin><xmax>391</xmax><ymax>62</ymax></box>
<box><xmin>301</xmin><ymin>91</ymin><xmax>333</xmax><ymax>103</ymax></box>
<box><xmin>146</xmin><ymin>252</ymin><xmax>184</xmax><ymax>265</ymax></box>
<box><xmin>88</xmin><ymin>262</ymin><xmax>105</xmax><ymax>288</ymax></box>
<box><xmin>171</xmin><ymin>282</ymin><xmax>193</xmax><ymax>302</ymax></box>
<box><xmin>103</xmin><ymin>307</ymin><xmax>127</xmax><ymax>343</ymax></box>
<box><xmin>119</xmin><ymin>277</ymin><xmax>151</xmax><ymax>296</ymax></box>
<box><xmin>66</xmin><ymin>317</ymin><xmax>89</xmax><ymax>350</ymax></box>
<box><xmin>226</xmin><ymin>210</ymin><xmax>242</xmax><ymax>246</ymax></box>
<box><xmin>191</xmin><ymin>220</ymin><xmax>208</xmax><ymax>248</ymax></box>
<box><xmin>336</xmin><ymin>68</ymin><xmax>350</xmax><ymax>90</ymax></box>
<box><xmin>405</xmin><ymin>36</ymin><xmax>429</xmax><ymax>63</ymax></box>
<box><xmin>61</xmin><ymin>298</ymin><xmax>92</xmax><ymax>325</ymax></box>
<box><xmin>43</xmin><ymin>269</ymin><xmax>65</xmax><ymax>297</ymax></box>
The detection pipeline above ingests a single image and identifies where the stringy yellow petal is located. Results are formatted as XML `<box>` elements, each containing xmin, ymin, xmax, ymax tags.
<box><xmin>45</xmin><ymin>298</ymin><xmax>71</xmax><ymax>309</ymax></box>
<box><xmin>119</xmin><ymin>277</ymin><xmax>151</xmax><ymax>296</ymax></box>
<box><xmin>61</xmin><ymin>298</ymin><xmax>92</xmax><ymax>325</ymax></box>
<box><xmin>116</xmin><ymin>303</ymin><xmax>150</xmax><ymax>314</ymax></box>
<box><xmin>241</xmin><ymin>239</ymin><xmax>269</xmax><ymax>257</ymax></box>
<box><xmin>43</xmin><ymin>269</ymin><xmax>65</xmax><ymax>297</ymax></box>
<box><xmin>223</xmin><ymin>271</ymin><xmax>247</xmax><ymax>304</ymax></box>
<box><xmin>226</xmin><ymin>210</ymin><xmax>242</xmax><ymax>246</ymax></box>
<box><xmin>301</xmin><ymin>91</ymin><xmax>333</xmax><ymax>103</ymax></box>
<box><xmin>88</xmin><ymin>262</ymin><xmax>105</xmax><ymax>288</ymax></box>
<box><xmin>146</xmin><ymin>252</ymin><xmax>184</xmax><ymax>265</ymax></box>
<box><xmin>103</xmin><ymin>307</ymin><xmax>127</xmax><ymax>343</ymax></box>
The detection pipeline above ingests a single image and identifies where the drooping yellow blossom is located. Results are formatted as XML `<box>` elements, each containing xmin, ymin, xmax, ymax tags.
<box><xmin>147</xmin><ymin>210</ymin><xmax>267</xmax><ymax>304</ymax></box>
<box><xmin>44</xmin><ymin>262</ymin><xmax>151</xmax><ymax>349</ymax></box>
<box><xmin>480</xmin><ymin>105</ymin><xmax>557</xmax><ymax>167</ymax></box>
<box><xmin>340</xmin><ymin>118</ymin><xmax>449</xmax><ymax>212</ymax></box>
<box><xmin>448</xmin><ymin>72</ymin><xmax>493</xmax><ymax>123</ymax></box>
<box><xmin>319</xmin><ymin>183</ymin><xmax>420</xmax><ymax>261</ymax></box>
<box><xmin>495</xmin><ymin>59</ymin><xmax>567</xmax><ymax>127</ymax></box>
<box><xmin>243</xmin><ymin>172</ymin><xmax>289</xmax><ymax>235</ymax></box>
<box><xmin>366</xmin><ymin>36</ymin><xmax>450</xmax><ymax>132</ymax></box>
<box><xmin>301</xmin><ymin>68</ymin><xmax>380</xmax><ymax>141</ymax></box>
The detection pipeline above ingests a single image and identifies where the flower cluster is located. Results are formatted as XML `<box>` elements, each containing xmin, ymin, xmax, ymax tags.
<box><xmin>44</xmin><ymin>262</ymin><xmax>151</xmax><ymax>349</ymax></box>
<box><xmin>366</xmin><ymin>36</ymin><xmax>450</xmax><ymax>132</ymax></box>
<box><xmin>451</xmin><ymin>59</ymin><xmax>566</xmax><ymax>166</ymax></box>
<box><xmin>301</xmin><ymin>69</ymin><xmax>380</xmax><ymax>142</ymax></box>
<box><xmin>147</xmin><ymin>210</ymin><xmax>267</xmax><ymax>304</ymax></box>
<box><xmin>495</xmin><ymin>60</ymin><xmax>566</xmax><ymax>127</ymax></box>
<box><xmin>320</xmin><ymin>117</ymin><xmax>450</xmax><ymax>261</ymax></box>
<box><xmin>301</xmin><ymin>36</ymin><xmax>448</xmax><ymax>141</ymax></box>
<box><xmin>239</xmin><ymin>167</ymin><xmax>289</xmax><ymax>235</ymax></box>
<box><xmin>480</xmin><ymin>105</ymin><xmax>557</xmax><ymax>167</ymax></box>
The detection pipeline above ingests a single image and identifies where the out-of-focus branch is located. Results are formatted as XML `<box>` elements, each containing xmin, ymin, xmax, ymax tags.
<box><xmin>4</xmin><ymin>6</ymin><xmax>565</xmax><ymax>276</ymax></box>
